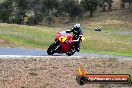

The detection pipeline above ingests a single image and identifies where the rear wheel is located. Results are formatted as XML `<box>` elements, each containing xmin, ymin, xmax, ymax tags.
<box><xmin>47</xmin><ymin>43</ymin><xmax>59</xmax><ymax>55</ymax></box>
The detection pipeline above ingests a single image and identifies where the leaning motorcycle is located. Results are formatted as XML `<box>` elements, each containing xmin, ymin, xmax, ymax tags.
<box><xmin>47</xmin><ymin>31</ymin><xmax>85</xmax><ymax>56</ymax></box>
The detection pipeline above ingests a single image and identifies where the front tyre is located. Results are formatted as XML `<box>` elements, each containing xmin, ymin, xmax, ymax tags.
<box><xmin>66</xmin><ymin>52</ymin><xmax>73</xmax><ymax>56</ymax></box>
<box><xmin>66</xmin><ymin>51</ymin><xmax>75</xmax><ymax>56</ymax></box>
<box><xmin>47</xmin><ymin>43</ymin><xmax>59</xmax><ymax>55</ymax></box>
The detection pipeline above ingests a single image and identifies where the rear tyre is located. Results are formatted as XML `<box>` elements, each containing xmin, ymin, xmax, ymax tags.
<box><xmin>47</xmin><ymin>43</ymin><xmax>59</xmax><ymax>55</ymax></box>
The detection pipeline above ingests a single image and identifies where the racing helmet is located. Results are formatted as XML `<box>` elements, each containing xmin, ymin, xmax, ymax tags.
<box><xmin>73</xmin><ymin>24</ymin><xmax>80</xmax><ymax>33</ymax></box>
<box><xmin>74</xmin><ymin>24</ymin><xmax>80</xmax><ymax>29</ymax></box>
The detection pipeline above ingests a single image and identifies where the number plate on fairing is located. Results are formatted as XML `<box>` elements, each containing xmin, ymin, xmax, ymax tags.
<box><xmin>59</xmin><ymin>36</ymin><xmax>67</xmax><ymax>42</ymax></box>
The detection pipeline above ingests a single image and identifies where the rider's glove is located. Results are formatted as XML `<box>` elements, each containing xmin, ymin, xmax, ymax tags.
<box><xmin>65</xmin><ymin>40</ymin><xmax>71</xmax><ymax>44</ymax></box>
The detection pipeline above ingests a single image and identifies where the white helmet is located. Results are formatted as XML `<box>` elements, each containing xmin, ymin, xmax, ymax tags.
<box><xmin>74</xmin><ymin>24</ymin><xmax>80</xmax><ymax>29</ymax></box>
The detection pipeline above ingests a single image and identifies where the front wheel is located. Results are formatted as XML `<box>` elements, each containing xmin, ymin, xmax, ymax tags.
<box><xmin>66</xmin><ymin>50</ymin><xmax>75</xmax><ymax>56</ymax></box>
<box><xmin>47</xmin><ymin>43</ymin><xmax>59</xmax><ymax>55</ymax></box>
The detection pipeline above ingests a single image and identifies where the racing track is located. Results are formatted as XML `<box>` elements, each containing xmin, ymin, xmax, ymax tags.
<box><xmin>0</xmin><ymin>47</ymin><xmax>132</xmax><ymax>59</ymax></box>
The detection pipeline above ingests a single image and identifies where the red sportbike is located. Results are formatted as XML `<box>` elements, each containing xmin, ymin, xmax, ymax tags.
<box><xmin>47</xmin><ymin>31</ymin><xmax>85</xmax><ymax>56</ymax></box>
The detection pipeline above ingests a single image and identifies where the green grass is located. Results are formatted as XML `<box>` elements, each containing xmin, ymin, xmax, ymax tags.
<box><xmin>0</xmin><ymin>23</ymin><xmax>56</xmax><ymax>49</ymax></box>
<box><xmin>0</xmin><ymin>23</ymin><xmax>131</xmax><ymax>57</ymax></box>
<box><xmin>81</xmin><ymin>30</ymin><xmax>132</xmax><ymax>57</ymax></box>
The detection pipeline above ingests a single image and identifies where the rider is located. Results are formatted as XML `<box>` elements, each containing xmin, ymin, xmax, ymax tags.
<box><xmin>66</xmin><ymin>24</ymin><xmax>83</xmax><ymax>52</ymax></box>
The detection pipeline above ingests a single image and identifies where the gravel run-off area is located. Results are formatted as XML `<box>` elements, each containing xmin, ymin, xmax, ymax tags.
<box><xmin>0</xmin><ymin>56</ymin><xmax>132</xmax><ymax>88</ymax></box>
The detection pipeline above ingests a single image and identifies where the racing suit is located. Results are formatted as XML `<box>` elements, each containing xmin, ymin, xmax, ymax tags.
<box><xmin>66</xmin><ymin>27</ymin><xmax>83</xmax><ymax>52</ymax></box>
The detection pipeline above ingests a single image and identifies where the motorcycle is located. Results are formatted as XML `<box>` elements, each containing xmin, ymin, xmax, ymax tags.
<box><xmin>47</xmin><ymin>31</ymin><xmax>85</xmax><ymax>56</ymax></box>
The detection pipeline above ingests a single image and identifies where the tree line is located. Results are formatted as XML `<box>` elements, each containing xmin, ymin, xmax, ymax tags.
<box><xmin>0</xmin><ymin>0</ymin><xmax>131</xmax><ymax>25</ymax></box>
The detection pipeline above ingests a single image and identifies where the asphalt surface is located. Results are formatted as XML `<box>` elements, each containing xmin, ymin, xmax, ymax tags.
<box><xmin>0</xmin><ymin>47</ymin><xmax>132</xmax><ymax>59</ymax></box>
